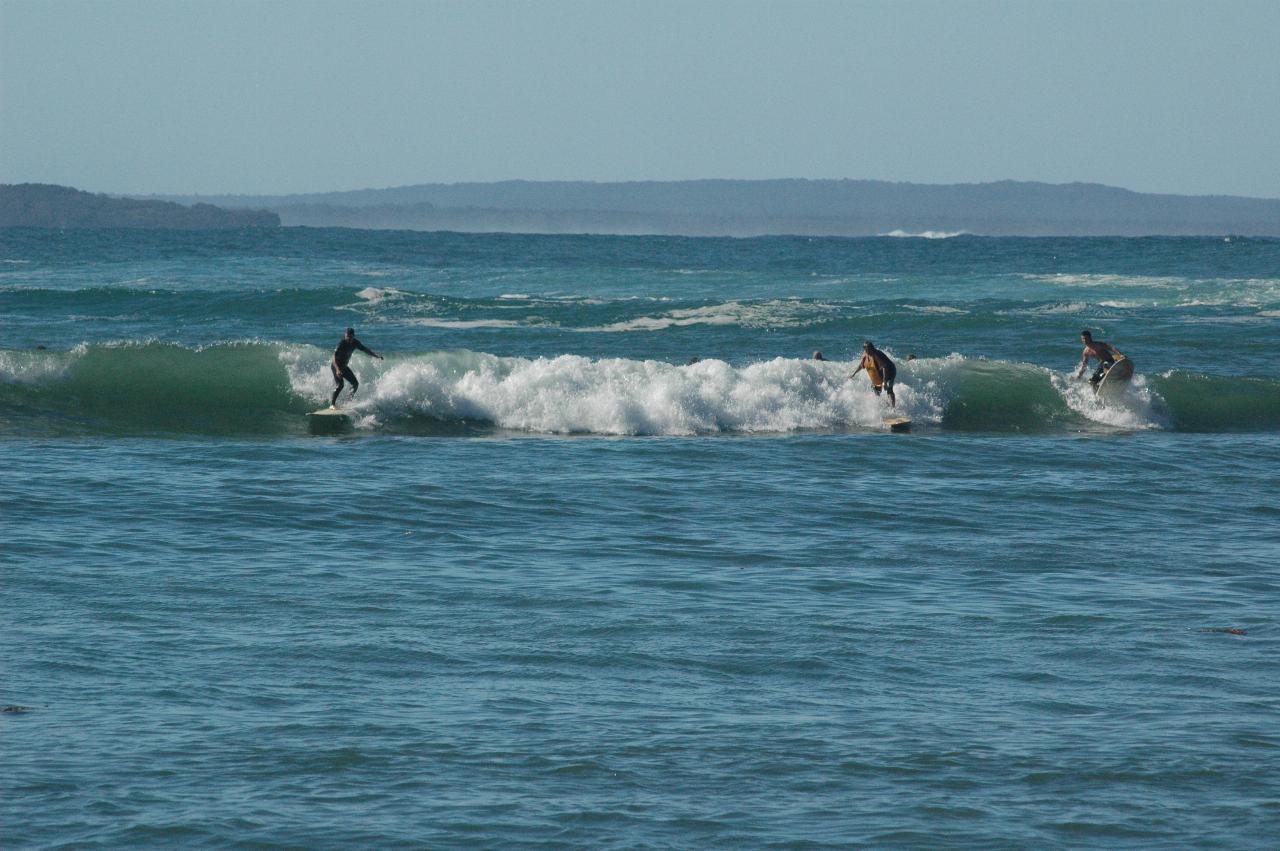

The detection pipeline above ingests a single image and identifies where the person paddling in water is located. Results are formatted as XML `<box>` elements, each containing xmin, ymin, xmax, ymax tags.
<box><xmin>851</xmin><ymin>340</ymin><xmax>897</xmax><ymax>407</ymax></box>
<box><xmin>330</xmin><ymin>327</ymin><xmax>383</xmax><ymax>408</ymax></box>
<box><xmin>1075</xmin><ymin>329</ymin><xmax>1125</xmax><ymax>392</ymax></box>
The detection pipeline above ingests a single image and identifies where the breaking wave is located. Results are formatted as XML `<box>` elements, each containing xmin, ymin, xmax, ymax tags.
<box><xmin>3</xmin><ymin>343</ymin><xmax>1278</xmax><ymax>437</ymax></box>
<box><xmin>880</xmin><ymin>230</ymin><xmax>967</xmax><ymax>239</ymax></box>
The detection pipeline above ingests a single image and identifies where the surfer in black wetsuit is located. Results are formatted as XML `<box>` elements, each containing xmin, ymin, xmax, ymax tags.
<box><xmin>1075</xmin><ymin>330</ymin><xmax>1126</xmax><ymax>391</ymax></box>
<box><xmin>851</xmin><ymin>340</ymin><xmax>897</xmax><ymax>407</ymax></box>
<box><xmin>330</xmin><ymin>327</ymin><xmax>383</xmax><ymax>407</ymax></box>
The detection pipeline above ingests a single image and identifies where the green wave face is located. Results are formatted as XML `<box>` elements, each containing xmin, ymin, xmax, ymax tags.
<box><xmin>0</xmin><ymin>343</ymin><xmax>307</xmax><ymax>436</ymax></box>
<box><xmin>1149</xmin><ymin>372</ymin><xmax>1280</xmax><ymax>432</ymax></box>
<box><xmin>939</xmin><ymin>361</ymin><xmax>1077</xmax><ymax>432</ymax></box>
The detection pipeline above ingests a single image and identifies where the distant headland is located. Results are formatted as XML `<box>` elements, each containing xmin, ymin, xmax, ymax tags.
<box><xmin>5</xmin><ymin>180</ymin><xmax>1279</xmax><ymax>236</ymax></box>
<box><xmin>0</xmin><ymin>184</ymin><xmax>279</xmax><ymax>229</ymax></box>
<box><xmin>149</xmin><ymin>179</ymin><xmax>1280</xmax><ymax>237</ymax></box>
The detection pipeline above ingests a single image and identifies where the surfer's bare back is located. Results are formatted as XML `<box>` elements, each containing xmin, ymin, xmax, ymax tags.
<box><xmin>330</xmin><ymin>326</ymin><xmax>383</xmax><ymax>407</ymax></box>
<box><xmin>1075</xmin><ymin>329</ymin><xmax>1125</xmax><ymax>390</ymax></box>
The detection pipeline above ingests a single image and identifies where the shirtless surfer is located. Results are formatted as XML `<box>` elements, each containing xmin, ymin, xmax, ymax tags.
<box><xmin>1074</xmin><ymin>329</ymin><xmax>1126</xmax><ymax>391</ymax></box>
<box><xmin>851</xmin><ymin>340</ymin><xmax>897</xmax><ymax>407</ymax></box>
<box><xmin>330</xmin><ymin>327</ymin><xmax>383</xmax><ymax>408</ymax></box>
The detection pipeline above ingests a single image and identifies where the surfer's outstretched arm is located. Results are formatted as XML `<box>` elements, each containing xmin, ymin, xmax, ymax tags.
<box><xmin>850</xmin><ymin>362</ymin><xmax>865</xmax><ymax>377</ymax></box>
<box><xmin>354</xmin><ymin>340</ymin><xmax>382</xmax><ymax>360</ymax></box>
<box><xmin>1075</xmin><ymin>351</ymin><xmax>1090</xmax><ymax>379</ymax></box>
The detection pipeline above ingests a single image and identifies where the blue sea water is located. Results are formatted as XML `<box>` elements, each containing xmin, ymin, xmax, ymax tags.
<box><xmin>3</xmin><ymin>228</ymin><xmax>1279</xmax><ymax>847</ymax></box>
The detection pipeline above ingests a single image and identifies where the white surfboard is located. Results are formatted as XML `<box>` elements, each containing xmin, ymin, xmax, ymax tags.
<box><xmin>1096</xmin><ymin>357</ymin><xmax>1135</xmax><ymax>400</ymax></box>
<box><xmin>308</xmin><ymin>406</ymin><xmax>353</xmax><ymax>418</ymax></box>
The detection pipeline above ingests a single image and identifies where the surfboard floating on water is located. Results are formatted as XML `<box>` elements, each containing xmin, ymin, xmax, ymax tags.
<box><xmin>308</xmin><ymin>406</ymin><xmax>353</xmax><ymax>418</ymax></box>
<box><xmin>1097</xmin><ymin>357</ymin><xmax>1135</xmax><ymax>400</ymax></box>
<box><xmin>883</xmin><ymin>416</ymin><xmax>912</xmax><ymax>432</ymax></box>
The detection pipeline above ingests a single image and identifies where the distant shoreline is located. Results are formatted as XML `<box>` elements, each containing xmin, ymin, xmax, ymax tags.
<box><xmin>5</xmin><ymin>179</ymin><xmax>1279</xmax><ymax>236</ymax></box>
<box><xmin>0</xmin><ymin>184</ymin><xmax>279</xmax><ymax>230</ymax></box>
<box><xmin>140</xmin><ymin>178</ymin><xmax>1280</xmax><ymax>238</ymax></box>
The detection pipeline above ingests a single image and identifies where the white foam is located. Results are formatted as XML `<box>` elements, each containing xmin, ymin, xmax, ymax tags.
<box><xmin>1178</xmin><ymin>298</ymin><xmax>1234</xmax><ymax>307</ymax></box>
<box><xmin>880</xmin><ymin>230</ymin><xmax>966</xmax><ymax>239</ymax></box>
<box><xmin>280</xmin><ymin>348</ymin><xmax>1185</xmax><ymax>436</ymax></box>
<box><xmin>997</xmin><ymin>302</ymin><xmax>1092</xmax><ymax>316</ymax></box>
<box><xmin>497</xmin><ymin>293</ymin><xmax>623</xmax><ymax>306</ymax></box>
<box><xmin>283</xmin><ymin>349</ymin><xmax>936</xmax><ymax>435</ymax></box>
<box><xmin>901</xmin><ymin>304</ymin><xmax>968</xmax><ymax>314</ymax></box>
<box><xmin>405</xmin><ymin>318</ymin><xmax>530</xmax><ymax>330</ymax></box>
<box><xmin>581</xmin><ymin>300</ymin><xmax>833</xmax><ymax>333</ymax></box>
<box><xmin>0</xmin><ymin>349</ymin><xmax>75</xmax><ymax>384</ymax></box>
<box><xmin>1022</xmin><ymin>274</ymin><xmax>1280</xmax><ymax>310</ymax></box>
<box><xmin>1050</xmin><ymin>371</ymin><xmax>1166</xmax><ymax>430</ymax></box>
<box><xmin>1021</xmin><ymin>273</ymin><xmax>1187</xmax><ymax>289</ymax></box>
<box><xmin>355</xmin><ymin>286</ymin><xmax>410</xmax><ymax>303</ymax></box>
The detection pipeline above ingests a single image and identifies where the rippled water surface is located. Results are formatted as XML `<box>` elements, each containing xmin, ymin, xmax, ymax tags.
<box><xmin>4</xmin><ymin>230</ymin><xmax>1279</xmax><ymax>846</ymax></box>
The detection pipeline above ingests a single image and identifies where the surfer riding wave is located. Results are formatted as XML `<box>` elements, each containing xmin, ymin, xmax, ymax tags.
<box><xmin>1075</xmin><ymin>329</ymin><xmax>1126</xmax><ymax>391</ymax></box>
<box><xmin>851</xmin><ymin>340</ymin><xmax>897</xmax><ymax>407</ymax></box>
<box><xmin>330</xmin><ymin>327</ymin><xmax>383</xmax><ymax>407</ymax></box>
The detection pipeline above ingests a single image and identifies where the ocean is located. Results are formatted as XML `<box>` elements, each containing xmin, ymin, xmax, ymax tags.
<box><xmin>4</xmin><ymin>227</ymin><xmax>1278</xmax><ymax>847</ymax></box>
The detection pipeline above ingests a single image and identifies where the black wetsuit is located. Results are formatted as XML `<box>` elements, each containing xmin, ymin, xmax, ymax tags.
<box><xmin>331</xmin><ymin>336</ymin><xmax>375</xmax><ymax>406</ymax></box>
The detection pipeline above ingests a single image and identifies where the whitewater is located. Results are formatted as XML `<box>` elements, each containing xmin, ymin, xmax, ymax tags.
<box><xmin>4</xmin><ymin>228</ymin><xmax>1279</xmax><ymax>848</ymax></box>
<box><xmin>9</xmin><ymin>341</ymin><xmax>1275</xmax><ymax>436</ymax></box>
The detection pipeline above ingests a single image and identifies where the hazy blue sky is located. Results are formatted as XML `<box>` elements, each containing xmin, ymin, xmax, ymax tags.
<box><xmin>3</xmin><ymin>0</ymin><xmax>1278</xmax><ymax>197</ymax></box>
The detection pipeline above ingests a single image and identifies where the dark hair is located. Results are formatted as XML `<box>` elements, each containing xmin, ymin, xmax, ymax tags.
<box><xmin>863</xmin><ymin>340</ymin><xmax>874</xmax><ymax>349</ymax></box>
<box><xmin>1080</xmin><ymin>329</ymin><xmax>1092</xmax><ymax>338</ymax></box>
<box><xmin>346</xmin><ymin>327</ymin><xmax>355</xmax><ymax>335</ymax></box>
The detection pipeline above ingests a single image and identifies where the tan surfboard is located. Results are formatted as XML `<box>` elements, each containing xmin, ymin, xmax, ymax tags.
<box><xmin>1097</xmin><ymin>357</ymin><xmax>1135</xmax><ymax>400</ymax></box>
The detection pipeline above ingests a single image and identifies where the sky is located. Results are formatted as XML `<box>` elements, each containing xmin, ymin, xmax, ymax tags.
<box><xmin>2</xmin><ymin>0</ymin><xmax>1278</xmax><ymax>198</ymax></box>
